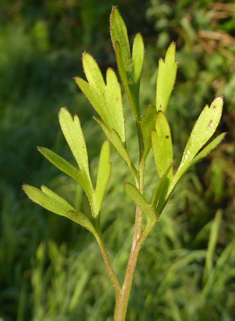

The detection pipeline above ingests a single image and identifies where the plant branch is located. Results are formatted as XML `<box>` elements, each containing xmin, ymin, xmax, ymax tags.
<box><xmin>95</xmin><ymin>234</ymin><xmax>121</xmax><ymax>298</ymax></box>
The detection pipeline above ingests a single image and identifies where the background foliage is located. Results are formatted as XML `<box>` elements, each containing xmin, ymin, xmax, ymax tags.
<box><xmin>0</xmin><ymin>0</ymin><xmax>235</xmax><ymax>320</ymax></box>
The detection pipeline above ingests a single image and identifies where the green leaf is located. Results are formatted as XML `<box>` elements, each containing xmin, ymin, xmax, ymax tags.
<box><xmin>167</xmin><ymin>97</ymin><xmax>224</xmax><ymax>198</ymax></box>
<box><xmin>124</xmin><ymin>183</ymin><xmax>156</xmax><ymax>222</ymax></box>
<box><xmin>66</xmin><ymin>211</ymin><xmax>97</xmax><ymax>235</ymax></box>
<box><xmin>95</xmin><ymin>117</ymin><xmax>139</xmax><ymax>180</ymax></box>
<box><xmin>75</xmin><ymin>53</ymin><xmax>125</xmax><ymax>143</ymax></box>
<box><xmin>110</xmin><ymin>7</ymin><xmax>131</xmax><ymax>73</ymax></box>
<box><xmin>191</xmin><ymin>132</ymin><xmax>226</xmax><ymax>167</ymax></box>
<box><xmin>180</xmin><ymin>97</ymin><xmax>223</xmax><ymax>167</ymax></box>
<box><xmin>93</xmin><ymin>141</ymin><xmax>111</xmax><ymax>217</ymax></box>
<box><xmin>23</xmin><ymin>184</ymin><xmax>75</xmax><ymax>216</ymax></box>
<box><xmin>59</xmin><ymin>108</ymin><xmax>91</xmax><ymax>176</ymax></box>
<box><xmin>156</xmin><ymin>42</ymin><xmax>177</xmax><ymax>112</ymax></box>
<box><xmin>132</xmin><ymin>34</ymin><xmax>145</xmax><ymax>84</ymax></box>
<box><xmin>38</xmin><ymin>147</ymin><xmax>93</xmax><ymax>200</ymax></box>
<box><xmin>140</xmin><ymin>105</ymin><xmax>157</xmax><ymax>159</ymax></box>
<box><xmin>110</xmin><ymin>7</ymin><xmax>144</xmax><ymax>123</ymax></box>
<box><xmin>167</xmin><ymin>133</ymin><xmax>226</xmax><ymax>199</ymax></box>
<box><xmin>152</xmin><ymin>160</ymin><xmax>176</xmax><ymax>211</ymax></box>
<box><xmin>152</xmin><ymin>111</ymin><xmax>173</xmax><ymax>180</ymax></box>
<box><xmin>23</xmin><ymin>185</ymin><xmax>96</xmax><ymax>233</ymax></box>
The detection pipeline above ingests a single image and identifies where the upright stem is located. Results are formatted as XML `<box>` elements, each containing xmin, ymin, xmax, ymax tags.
<box><xmin>113</xmin><ymin>159</ymin><xmax>147</xmax><ymax>321</ymax></box>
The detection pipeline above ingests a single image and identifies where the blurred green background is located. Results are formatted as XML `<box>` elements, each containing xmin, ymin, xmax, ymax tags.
<box><xmin>0</xmin><ymin>0</ymin><xmax>235</xmax><ymax>320</ymax></box>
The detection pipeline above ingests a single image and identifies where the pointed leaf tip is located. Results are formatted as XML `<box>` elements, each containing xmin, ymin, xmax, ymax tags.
<box><xmin>180</xmin><ymin>96</ymin><xmax>223</xmax><ymax>167</ymax></box>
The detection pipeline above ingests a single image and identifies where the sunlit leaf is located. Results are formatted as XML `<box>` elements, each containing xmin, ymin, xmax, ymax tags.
<box><xmin>191</xmin><ymin>132</ymin><xmax>226</xmax><ymax>167</ymax></box>
<box><xmin>156</xmin><ymin>43</ymin><xmax>177</xmax><ymax>113</ymax></box>
<box><xmin>59</xmin><ymin>108</ymin><xmax>90</xmax><ymax>176</ymax></box>
<box><xmin>110</xmin><ymin>7</ymin><xmax>144</xmax><ymax>123</ymax></box>
<box><xmin>75</xmin><ymin>53</ymin><xmax>125</xmax><ymax>142</ymax></box>
<box><xmin>152</xmin><ymin>111</ymin><xmax>173</xmax><ymax>180</ymax></box>
<box><xmin>180</xmin><ymin>96</ymin><xmax>223</xmax><ymax>167</ymax></box>
<box><xmin>95</xmin><ymin>117</ymin><xmax>138</xmax><ymax>179</ymax></box>
<box><xmin>167</xmin><ymin>97</ymin><xmax>224</xmax><ymax>198</ymax></box>
<box><xmin>38</xmin><ymin>147</ymin><xmax>93</xmax><ymax>199</ymax></box>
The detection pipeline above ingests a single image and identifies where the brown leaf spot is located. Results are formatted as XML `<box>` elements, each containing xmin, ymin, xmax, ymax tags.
<box><xmin>213</xmin><ymin>105</ymin><xmax>216</xmax><ymax>109</ymax></box>
<box><xmin>166</xmin><ymin>135</ymin><xmax>169</xmax><ymax>139</ymax></box>
<box><xmin>208</xmin><ymin>120</ymin><xmax>213</xmax><ymax>128</ymax></box>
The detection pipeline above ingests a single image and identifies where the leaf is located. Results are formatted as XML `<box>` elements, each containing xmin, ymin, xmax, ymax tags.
<box><xmin>140</xmin><ymin>105</ymin><xmax>157</xmax><ymax>159</ymax></box>
<box><xmin>156</xmin><ymin>42</ymin><xmax>178</xmax><ymax>113</ymax></box>
<box><xmin>151</xmin><ymin>160</ymin><xmax>176</xmax><ymax>212</ymax></box>
<box><xmin>75</xmin><ymin>54</ymin><xmax>125</xmax><ymax>143</ymax></box>
<box><xmin>110</xmin><ymin>7</ymin><xmax>144</xmax><ymax>123</ymax></box>
<box><xmin>167</xmin><ymin>133</ymin><xmax>226</xmax><ymax>199</ymax></box>
<box><xmin>110</xmin><ymin>7</ymin><xmax>131</xmax><ymax>74</ymax></box>
<box><xmin>23</xmin><ymin>185</ymin><xmax>96</xmax><ymax>233</ymax></box>
<box><xmin>167</xmin><ymin>97</ymin><xmax>224</xmax><ymax>198</ymax></box>
<box><xmin>95</xmin><ymin>117</ymin><xmax>139</xmax><ymax>179</ymax></box>
<box><xmin>124</xmin><ymin>183</ymin><xmax>156</xmax><ymax>222</ymax></box>
<box><xmin>59</xmin><ymin>108</ymin><xmax>91</xmax><ymax>176</ymax></box>
<box><xmin>67</xmin><ymin>211</ymin><xmax>97</xmax><ymax>235</ymax></box>
<box><xmin>152</xmin><ymin>111</ymin><xmax>173</xmax><ymax>180</ymax></box>
<box><xmin>38</xmin><ymin>147</ymin><xmax>93</xmax><ymax>200</ymax></box>
<box><xmin>93</xmin><ymin>141</ymin><xmax>111</xmax><ymax>217</ymax></box>
<box><xmin>180</xmin><ymin>97</ymin><xmax>223</xmax><ymax>167</ymax></box>
<box><xmin>23</xmin><ymin>184</ymin><xmax>76</xmax><ymax>216</ymax></box>
<box><xmin>191</xmin><ymin>132</ymin><xmax>226</xmax><ymax>167</ymax></box>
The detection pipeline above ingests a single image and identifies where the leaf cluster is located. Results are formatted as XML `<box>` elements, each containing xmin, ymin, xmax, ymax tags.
<box><xmin>23</xmin><ymin>6</ymin><xmax>225</xmax><ymax>245</ymax></box>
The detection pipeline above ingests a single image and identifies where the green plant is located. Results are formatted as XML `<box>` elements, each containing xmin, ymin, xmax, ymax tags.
<box><xmin>23</xmin><ymin>7</ymin><xmax>225</xmax><ymax>321</ymax></box>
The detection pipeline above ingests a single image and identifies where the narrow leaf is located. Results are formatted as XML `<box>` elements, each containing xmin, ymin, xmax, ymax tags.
<box><xmin>156</xmin><ymin>42</ymin><xmax>177</xmax><ymax>112</ymax></box>
<box><xmin>115</xmin><ymin>41</ymin><xmax>140</xmax><ymax>122</ymax></box>
<box><xmin>59</xmin><ymin>108</ymin><xmax>90</xmax><ymax>177</ymax></box>
<box><xmin>23</xmin><ymin>185</ymin><xmax>96</xmax><ymax>234</ymax></box>
<box><xmin>23</xmin><ymin>184</ymin><xmax>76</xmax><ymax>216</ymax></box>
<box><xmin>152</xmin><ymin>111</ymin><xmax>173</xmax><ymax>180</ymax></box>
<box><xmin>132</xmin><ymin>33</ymin><xmax>145</xmax><ymax>83</ymax></box>
<box><xmin>75</xmin><ymin>54</ymin><xmax>125</xmax><ymax>142</ymax></box>
<box><xmin>105</xmin><ymin>68</ymin><xmax>125</xmax><ymax>142</ymax></box>
<box><xmin>191</xmin><ymin>132</ymin><xmax>226</xmax><ymax>167</ymax></box>
<box><xmin>110</xmin><ymin>6</ymin><xmax>131</xmax><ymax>75</ymax></box>
<box><xmin>167</xmin><ymin>97</ymin><xmax>224</xmax><ymax>199</ymax></box>
<box><xmin>180</xmin><ymin>96</ymin><xmax>223</xmax><ymax>167</ymax></box>
<box><xmin>95</xmin><ymin>117</ymin><xmax>138</xmax><ymax>179</ymax></box>
<box><xmin>167</xmin><ymin>132</ymin><xmax>226</xmax><ymax>199</ymax></box>
<box><xmin>110</xmin><ymin>7</ymin><xmax>144</xmax><ymax>123</ymax></box>
<box><xmin>152</xmin><ymin>160</ymin><xmax>176</xmax><ymax>211</ymax></box>
<box><xmin>140</xmin><ymin>105</ymin><xmax>157</xmax><ymax>158</ymax></box>
<box><xmin>93</xmin><ymin>141</ymin><xmax>111</xmax><ymax>217</ymax></box>
<box><xmin>38</xmin><ymin>147</ymin><xmax>93</xmax><ymax>199</ymax></box>
<box><xmin>124</xmin><ymin>183</ymin><xmax>156</xmax><ymax>222</ymax></box>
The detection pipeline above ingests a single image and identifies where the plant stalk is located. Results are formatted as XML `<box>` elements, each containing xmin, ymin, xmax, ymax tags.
<box><xmin>96</xmin><ymin>235</ymin><xmax>121</xmax><ymax>298</ymax></box>
<box><xmin>113</xmin><ymin>158</ymin><xmax>147</xmax><ymax>320</ymax></box>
